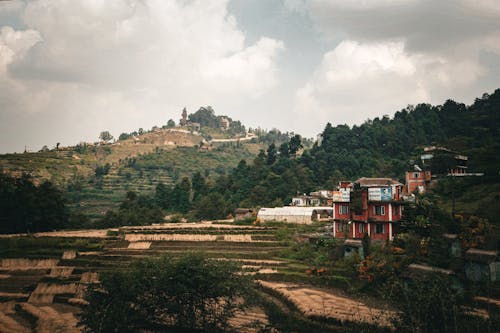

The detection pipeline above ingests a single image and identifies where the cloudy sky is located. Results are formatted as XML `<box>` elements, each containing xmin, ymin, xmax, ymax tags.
<box><xmin>1</xmin><ymin>0</ymin><xmax>499</xmax><ymax>153</ymax></box>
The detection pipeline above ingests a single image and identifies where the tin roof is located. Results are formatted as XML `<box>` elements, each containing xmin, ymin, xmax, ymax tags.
<box><xmin>258</xmin><ymin>206</ymin><xmax>333</xmax><ymax>217</ymax></box>
<box><xmin>408</xmin><ymin>263</ymin><xmax>454</xmax><ymax>275</ymax></box>
<box><xmin>355</xmin><ymin>177</ymin><xmax>403</xmax><ymax>187</ymax></box>
<box><xmin>465</xmin><ymin>248</ymin><xmax>498</xmax><ymax>263</ymax></box>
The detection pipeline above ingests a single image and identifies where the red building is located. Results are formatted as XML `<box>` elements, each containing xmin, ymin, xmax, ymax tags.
<box><xmin>405</xmin><ymin>169</ymin><xmax>432</xmax><ymax>194</ymax></box>
<box><xmin>332</xmin><ymin>178</ymin><xmax>404</xmax><ymax>241</ymax></box>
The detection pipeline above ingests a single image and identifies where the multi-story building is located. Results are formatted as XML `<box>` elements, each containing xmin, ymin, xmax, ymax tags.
<box><xmin>332</xmin><ymin>178</ymin><xmax>405</xmax><ymax>241</ymax></box>
<box><xmin>421</xmin><ymin>146</ymin><xmax>468</xmax><ymax>176</ymax></box>
<box><xmin>405</xmin><ymin>167</ymin><xmax>432</xmax><ymax>194</ymax></box>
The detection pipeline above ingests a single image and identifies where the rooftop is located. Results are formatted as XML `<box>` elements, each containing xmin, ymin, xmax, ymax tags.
<box><xmin>355</xmin><ymin>177</ymin><xmax>403</xmax><ymax>187</ymax></box>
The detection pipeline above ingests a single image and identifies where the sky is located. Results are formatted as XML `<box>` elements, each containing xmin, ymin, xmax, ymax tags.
<box><xmin>0</xmin><ymin>0</ymin><xmax>499</xmax><ymax>153</ymax></box>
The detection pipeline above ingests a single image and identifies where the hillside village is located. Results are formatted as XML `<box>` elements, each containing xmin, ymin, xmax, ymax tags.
<box><xmin>1</xmin><ymin>92</ymin><xmax>499</xmax><ymax>332</ymax></box>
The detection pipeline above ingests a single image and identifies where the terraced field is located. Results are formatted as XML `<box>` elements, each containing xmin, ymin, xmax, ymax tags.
<box><xmin>0</xmin><ymin>221</ymin><xmax>394</xmax><ymax>332</ymax></box>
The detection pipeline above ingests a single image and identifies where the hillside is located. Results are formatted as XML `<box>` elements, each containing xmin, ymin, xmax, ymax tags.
<box><xmin>0</xmin><ymin>108</ymin><xmax>288</xmax><ymax>219</ymax></box>
<box><xmin>184</xmin><ymin>90</ymin><xmax>500</xmax><ymax>230</ymax></box>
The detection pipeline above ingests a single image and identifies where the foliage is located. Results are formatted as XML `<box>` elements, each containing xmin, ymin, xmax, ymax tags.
<box><xmin>118</xmin><ymin>132</ymin><xmax>131</xmax><ymax>140</ymax></box>
<box><xmin>94</xmin><ymin>163</ymin><xmax>111</xmax><ymax>177</ymax></box>
<box><xmin>0</xmin><ymin>173</ymin><xmax>69</xmax><ymax>233</ymax></box>
<box><xmin>99</xmin><ymin>131</ymin><xmax>113</xmax><ymax>142</ymax></box>
<box><xmin>385</xmin><ymin>274</ymin><xmax>484</xmax><ymax>333</ymax></box>
<box><xmin>79</xmin><ymin>253</ymin><xmax>252</xmax><ymax>333</ymax></box>
<box><xmin>97</xmin><ymin>191</ymin><xmax>163</xmax><ymax>228</ymax></box>
<box><xmin>191</xmin><ymin>192</ymin><xmax>231</xmax><ymax>220</ymax></box>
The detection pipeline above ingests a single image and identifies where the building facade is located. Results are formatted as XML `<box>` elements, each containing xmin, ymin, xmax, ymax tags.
<box><xmin>332</xmin><ymin>178</ymin><xmax>404</xmax><ymax>241</ymax></box>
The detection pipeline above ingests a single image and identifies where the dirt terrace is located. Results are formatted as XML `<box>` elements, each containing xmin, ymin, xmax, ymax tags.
<box><xmin>258</xmin><ymin>280</ymin><xmax>396</xmax><ymax>327</ymax></box>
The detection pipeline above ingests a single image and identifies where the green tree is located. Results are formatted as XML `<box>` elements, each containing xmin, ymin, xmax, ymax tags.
<box><xmin>79</xmin><ymin>253</ymin><xmax>252</xmax><ymax>333</ymax></box>
<box><xmin>99</xmin><ymin>131</ymin><xmax>113</xmax><ymax>142</ymax></box>
<box><xmin>289</xmin><ymin>134</ymin><xmax>303</xmax><ymax>156</ymax></box>
<box><xmin>0</xmin><ymin>173</ymin><xmax>69</xmax><ymax>233</ymax></box>
<box><xmin>192</xmin><ymin>192</ymin><xmax>229</xmax><ymax>220</ymax></box>
<box><xmin>167</xmin><ymin>119</ymin><xmax>176</xmax><ymax>128</ymax></box>
<box><xmin>118</xmin><ymin>132</ymin><xmax>131</xmax><ymax>140</ymax></box>
<box><xmin>266</xmin><ymin>143</ymin><xmax>277</xmax><ymax>165</ymax></box>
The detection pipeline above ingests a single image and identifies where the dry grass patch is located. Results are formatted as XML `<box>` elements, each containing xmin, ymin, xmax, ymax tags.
<box><xmin>258</xmin><ymin>280</ymin><xmax>395</xmax><ymax>327</ymax></box>
<box><xmin>20</xmin><ymin>303</ymin><xmax>80</xmax><ymax>333</ymax></box>
<box><xmin>127</xmin><ymin>241</ymin><xmax>152</xmax><ymax>249</ymax></box>
<box><xmin>0</xmin><ymin>259</ymin><xmax>59</xmax><ymax>270</ymax></box>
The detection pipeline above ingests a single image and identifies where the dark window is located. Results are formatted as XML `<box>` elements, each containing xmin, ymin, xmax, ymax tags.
<box><xmin>374</xmin><ymin>205</ymin><xmax>385</xmax><ymax>215</ymax></box>
<box><xmin>339</xmin><ymin>205</ymin><xmax>349</xmax><ymax>215</ymax></box>
<box><xmin>338</xmin><ymin>222</ymin><xmax>349</xmax><ymax>233</ymax></box>
<box><xmin>375</xmin><ymin>224</ymin><xmax>384</xmax><ymax>234</ymax></box>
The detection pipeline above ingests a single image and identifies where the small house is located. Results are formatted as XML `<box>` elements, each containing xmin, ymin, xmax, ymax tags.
<box><xmin>406</xmin><ymin>263</ymin><xmax>462</xmax><ymax>290</ymax></box>
<box><xmin>465</xmin><ymin>249</ymin><xmax>500</xmax><ymax>282</ymax></box>
<box><xmin>234</xmin><ymin>208</ymin><xmax>254</xmax><ymax>220</ymax></box>
<box><xmin>344</xmin><ymin>239</ymin><xmax>364</xmax><ymax>259</ymax></box>
<box><xmin>443</xmin><ymin>234</ymin><xmax>462</xmax><ymax>258</ymax></box>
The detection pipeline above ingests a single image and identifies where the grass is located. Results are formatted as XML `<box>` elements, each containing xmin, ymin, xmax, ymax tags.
<box><xmin>0</xmin><ymin>237</ymin><xmax>104</xmax><ymax>257</ymax></box>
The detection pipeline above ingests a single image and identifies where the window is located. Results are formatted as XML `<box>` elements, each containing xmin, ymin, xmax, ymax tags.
<box><xmin>338</xmin><ymin>222</ymin><xmax>349</xmax><ymax>233</ymax></box>
<box><xmin>375</xmin><ymin>224</ymin><xmax>385</xmax><ymax>234</ymax></box>
<box><xmin>339</xmin><ymin>205</ymin><xmax>349</xmax><ymax>215</ymax></box>
<box><xmin>374</xmin><ymin>205</ymin><xmax>385</xmax><ymax>215</ymax></box>
<box><xmin>414</xmin><ymin>172</ymin><xmax>420</xmax><ymax>179</ymax></box>
<box><xmin>359</xmin><ymin>223</ymin><xmax>365</xmax><ymax>233</ymax></box>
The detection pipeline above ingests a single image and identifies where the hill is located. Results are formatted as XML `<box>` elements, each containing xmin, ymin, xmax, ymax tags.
<box><xmin>0</xmin><ymin>108</ymin><xmax>293</xmax><ymax>219</ymax></box>
<box><xmin>189</xmin><ymin>89</ymin><xmax>500</xmax><ymax>230</ymax></box>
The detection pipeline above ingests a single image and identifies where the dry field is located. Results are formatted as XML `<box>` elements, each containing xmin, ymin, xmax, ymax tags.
<box><xmin>0</xmin><ymin>221</ymin><xmax>400</xmax><ymax>332</ymax></box>
<box><xmin>258</xmin><ymin>280</ymin><xmax>395</xmax><ymax>327</ymax></box>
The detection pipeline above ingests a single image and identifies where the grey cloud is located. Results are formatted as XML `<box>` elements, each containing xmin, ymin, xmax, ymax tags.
<box><xmin>309</xmin><ymin>0</ymin><xmax>500</xmax><ymax>53</ymax></box>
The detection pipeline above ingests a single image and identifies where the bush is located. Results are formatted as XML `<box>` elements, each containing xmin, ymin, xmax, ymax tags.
<box><xmin>80</xmin><ymin>253</ymin><xmax>252</xmax><ymax>332</ymax></box>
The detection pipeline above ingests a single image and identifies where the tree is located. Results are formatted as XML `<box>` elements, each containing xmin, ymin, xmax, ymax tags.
<box><xmin>289</xmin><ymin>134</ymin><xmax>303</xmax><ymax>156</ymax></box>
<box><xmin>79</xmin><ymin>253</ymin><xmax>252</xmax><ymax>333</ymax></box>
<box><xmin>97</xmin><ymin>191</ymin><xmax>163</xmax><ymax>228</ymax></box>
<box><xmin>0</xmin><ymin>173</ymin><xmax>69</xmax><ymax>233</ymax></box>
<box><xmin>99</xmin><ymin>131</ymin><xmax>113</xmax><ymax>142</ymax></box>
<box><xmin>118</xmin><ymin>132</ymin><xmax>131</xmax><ymax>140</ymax></box>
<box><xmin>266</xmin><ymin>143</ymin><xmax>277</xmax><ymax>165</ymax></box>
<box><xmin>167</xmin><ymin>119</ymin><xmax>175</xmax><ymax>128</ymax></box>
<box><xmin>192</xmin><ymin>192</ymin><xmax>229</xmax><ymax>220</ymax></box>
<box><xmin>387</xmin><ymin>274</ymin><xmax>474</xmax><ymax>333</ymax></box>
<box><xmin>278</xmin><ymin>142</ymin><xmax>290</xmax><ymax>158</ymax></box>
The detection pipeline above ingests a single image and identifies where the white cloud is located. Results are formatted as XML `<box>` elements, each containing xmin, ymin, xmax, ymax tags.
<box><xmin>291</xmin><ymin>0</ymin><xmax>500</xmax><ymax>136</ymax></box>
<box><xmin>293</xmin><ymin>38</ymin><xmax>495</xmax><ymax>133</ymax></box>
<box><xmin>0</xmin><ymin>0</ymin><xmax>284</xmax><ymax>152</ymax></box>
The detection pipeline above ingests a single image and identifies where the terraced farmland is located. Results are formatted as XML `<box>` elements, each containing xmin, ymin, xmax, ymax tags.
<box><xmin>0</xmin><ymin>221</ymin><xmax>395</xmax><ymax>332</ymax></box>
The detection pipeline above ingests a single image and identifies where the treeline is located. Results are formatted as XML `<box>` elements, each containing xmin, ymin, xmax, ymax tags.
<box><xmin>98</xmin><ymin>89</ymin><xmax>500</xmax><ymax>225</ymax></box>
<box><xmin>307</xmin><ymin>89</ymin><xmax>500</xmax><ymax>183</ymax></box>
<box><xmin>0</xmin><ymin>173</ymin><xmax>69</xmax><ymax>233</ymax></box>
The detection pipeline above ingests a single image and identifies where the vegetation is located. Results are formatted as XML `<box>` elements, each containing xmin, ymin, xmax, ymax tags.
<box><xmin>80</xmin><ymin>253</ymin><xmax>252</xmax><ymax>333</ymax></box>
<box><xmin>0</xmin><ymin>173</ymin><xmax>68</xmax><ymax>233</ymax></box>
<box><xmin>97</xmin><ymin>191</ymin><xmax>164</xmax><ymax>228</ymax></box>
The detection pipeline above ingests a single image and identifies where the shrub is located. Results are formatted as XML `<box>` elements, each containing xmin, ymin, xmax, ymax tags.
<box><xmin>80</xmin><ymin>253</ymin><xmax>252</xmax><ymax>332</ymax></box>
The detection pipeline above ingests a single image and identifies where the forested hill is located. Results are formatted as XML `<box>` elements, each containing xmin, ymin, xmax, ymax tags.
<box><xmin>194</xmin><ymin>89</ymin><xmax>499</xmax><ymax>223</ymax></box>
<box><xmin>304</xmin><ymin>89</ymin><xmax>500</xmax><ymax>183</ymax></box>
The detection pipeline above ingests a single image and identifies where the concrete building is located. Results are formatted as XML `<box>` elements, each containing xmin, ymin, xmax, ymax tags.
<box><xmin>332</xmin><ymin>178</ymin><xmax>405</xmax><ymax>241</ymax></box>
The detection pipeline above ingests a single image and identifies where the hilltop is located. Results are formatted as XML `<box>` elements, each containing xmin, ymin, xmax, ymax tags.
<box><xmin>0</xmin><ymin>107</ymin><xmax>292</xmax><ymax>218</ymax></box>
